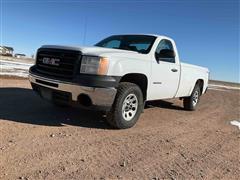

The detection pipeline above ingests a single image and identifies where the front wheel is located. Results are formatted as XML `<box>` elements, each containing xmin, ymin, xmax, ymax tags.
<box><xmin>183</xmin><ymin>84</ymin><xmax>201</xmax><ymax>111</ymax></box>
<box><xmin>106</xmin><ymin>82</ymin><xmax>144</xmax><ymax>129</ymax></box>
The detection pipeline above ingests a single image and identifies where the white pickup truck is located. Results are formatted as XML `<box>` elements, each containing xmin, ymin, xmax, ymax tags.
<box><xmin>29</xmin><ymin>34</ymin><xmax>209</xmax><ymax>129</ymax></box>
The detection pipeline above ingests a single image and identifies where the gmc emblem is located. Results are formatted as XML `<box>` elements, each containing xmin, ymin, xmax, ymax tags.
<box><xmin>42</xmin><ymin>57</ymin><xmax>60</xmax><ymax>66</ymax></box>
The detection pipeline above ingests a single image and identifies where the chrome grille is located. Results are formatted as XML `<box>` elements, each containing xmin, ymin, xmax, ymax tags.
<box><xmin>36</xmin><ymin>48</ymin><xmax>81</xmax><ymax>79</ymax></box>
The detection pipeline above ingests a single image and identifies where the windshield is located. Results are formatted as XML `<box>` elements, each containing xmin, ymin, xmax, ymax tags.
<box><xmin>95</xmin><ymin>35</ymin><xmax>157</xmax><ymax>54</ymax></box>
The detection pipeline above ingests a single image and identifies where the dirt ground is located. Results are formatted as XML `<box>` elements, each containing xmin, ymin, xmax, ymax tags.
<box><xmin>0</xmin><ymin>78</ymin><xmax>239</xmax><ymax>180</ymax></box>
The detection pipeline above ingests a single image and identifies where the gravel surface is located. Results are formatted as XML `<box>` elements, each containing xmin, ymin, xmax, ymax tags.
<box><xmin>0</xmin><ymin>78</ymin><xmax>239</xmax><ymax>180</ymax></box>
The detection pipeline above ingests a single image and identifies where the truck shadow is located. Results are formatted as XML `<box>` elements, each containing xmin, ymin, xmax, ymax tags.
<box><xmin>0</xmin><ymin>87</ymin><xmax>185</xmax><ymax>128</ymax></box>
<box><xmin>0</xmin><ymin>87</ymin><xmax>109</xmax><ymax>129</ymax></box>
<box><xmin>145</xmin><ymin>100</ymin><xmax>185</xmax><ymax>111</ymax></box>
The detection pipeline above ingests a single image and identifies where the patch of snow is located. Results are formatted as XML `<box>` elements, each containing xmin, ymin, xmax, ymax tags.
<box><xmin>230</xmin><ymin>120</ymin><xmax>240</xmax><ymax>130</ymax></box>
<box><xmin>0</xmin><ymin>59</ymin><xmax>34</xmax><ymax>66</ymax></box>
<box><xmin>0</xmin><ymin>59</ymin><xmax>33</xmax><ymax>78</ymax></box>
<box><xmin>209</xmin><ymin>84</ymin><xmax>240</xmax><ymax>90</ymax></box>
<box><xmin>0</xmin><ymin>72</ymin><xmax>29</xmax><ymax>77</ymax></box>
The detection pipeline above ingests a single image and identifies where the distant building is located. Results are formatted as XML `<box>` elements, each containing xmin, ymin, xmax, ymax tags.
<box><xmin>0</xmin><ymin>46</ymin><xmax>14</xmax><ymax>56</ymax></box>
<box><xmin>15</xmin><ymin>53</ymin><xmax>26</xmax><ymax>58</ymax></box>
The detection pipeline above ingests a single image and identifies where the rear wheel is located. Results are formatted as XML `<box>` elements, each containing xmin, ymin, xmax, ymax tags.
<box><xmin>183</xmin><ymin>84</ymin><xmax>201</xmax><ymax>111</ymax></box>
<box><xmin>106</xmin><ymin>82</ymin><xmax>144</xmax><ymax>129</ymax></box>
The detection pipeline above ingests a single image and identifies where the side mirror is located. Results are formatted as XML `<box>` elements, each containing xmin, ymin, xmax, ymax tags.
<box><xmin>159</xmin><ymin>49</ymin><xmax>175</xmax><ymax>58</ymax></box>
<box><xmin>155</xmin><ymin>49</ymin><xmax>175</xmax><ymax>61</ymax></box>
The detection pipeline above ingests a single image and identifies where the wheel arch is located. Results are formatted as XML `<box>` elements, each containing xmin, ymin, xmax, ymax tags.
<box><xmin>195</xmin><ymin>79</ymin><xmax>204</xmax><ymax>95</ymax></box>
<box><xmin>119</xmin><ymin>73</ymin><xmax>148</xmax><ymax>101</ymax></box>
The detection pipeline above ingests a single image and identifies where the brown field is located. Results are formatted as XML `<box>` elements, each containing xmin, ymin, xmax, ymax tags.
<box><xmin>209</xmin><ymin>80</ymin><xmax>240</xmax><ymax>88</ymax></box>
<box><xmin>0</xmin><ymin>78</ymin><xmax>239</xmax><ymax>180</ymax></box>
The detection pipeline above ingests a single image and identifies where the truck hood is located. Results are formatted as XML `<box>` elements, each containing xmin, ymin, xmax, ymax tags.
<box><xmin>40</xmin><ymin>45</ymin><xmax>138</xmax><ymax>56</ymax></box>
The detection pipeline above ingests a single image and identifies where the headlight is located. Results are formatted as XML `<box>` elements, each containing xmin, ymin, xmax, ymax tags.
<box><xmin>80</xmin><ymin>56</ymin><xmax>109</xmax><ymax>75</ymax></box>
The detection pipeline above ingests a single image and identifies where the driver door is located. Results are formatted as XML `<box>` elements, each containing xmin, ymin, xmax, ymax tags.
<box><xmin>150</xmin><ymin>39</ymin><xmax>180</xmax><ymax>100</ymax></box>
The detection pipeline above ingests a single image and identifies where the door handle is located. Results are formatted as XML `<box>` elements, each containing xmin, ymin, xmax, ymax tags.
<box><xmin>171</xmin><ymin>68</ymin><xmax>178</xmax><ymax>72</ymax></box>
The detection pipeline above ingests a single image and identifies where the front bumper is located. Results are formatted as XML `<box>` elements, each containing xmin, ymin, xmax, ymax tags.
<box><xmin>29</xmin><ymin>73</ymin><xmax>117</xmax><ymax>109</ymax></box>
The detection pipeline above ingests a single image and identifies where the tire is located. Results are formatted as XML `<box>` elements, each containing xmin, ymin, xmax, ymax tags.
<box><xmin>106</xmin><ymin>82</ymin><xmax>144</xmax><ymax>129</ymax></box>
<box><xmin>183</xmin><ymin>84</ymin><xmax>201</xmax><ymax>111</ymax></box>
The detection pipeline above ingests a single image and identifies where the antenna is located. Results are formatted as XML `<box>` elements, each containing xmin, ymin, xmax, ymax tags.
<box><xmin>83</xmin><ymin>16</ymin><xmax>88</xmax><ymax>45</ymax></box>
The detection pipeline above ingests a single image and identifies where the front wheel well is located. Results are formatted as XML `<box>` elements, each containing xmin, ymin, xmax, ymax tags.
<box><xmin>119</xmin><ymin>73</ymin><xmax>148</xmax><ymax>100</ymax></box>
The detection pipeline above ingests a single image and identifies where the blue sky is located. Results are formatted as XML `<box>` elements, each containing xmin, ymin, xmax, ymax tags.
<box><xmin>1</xmin><ymin>0</ymin><xmax>239</xmax><ymax>82</ymax></box>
